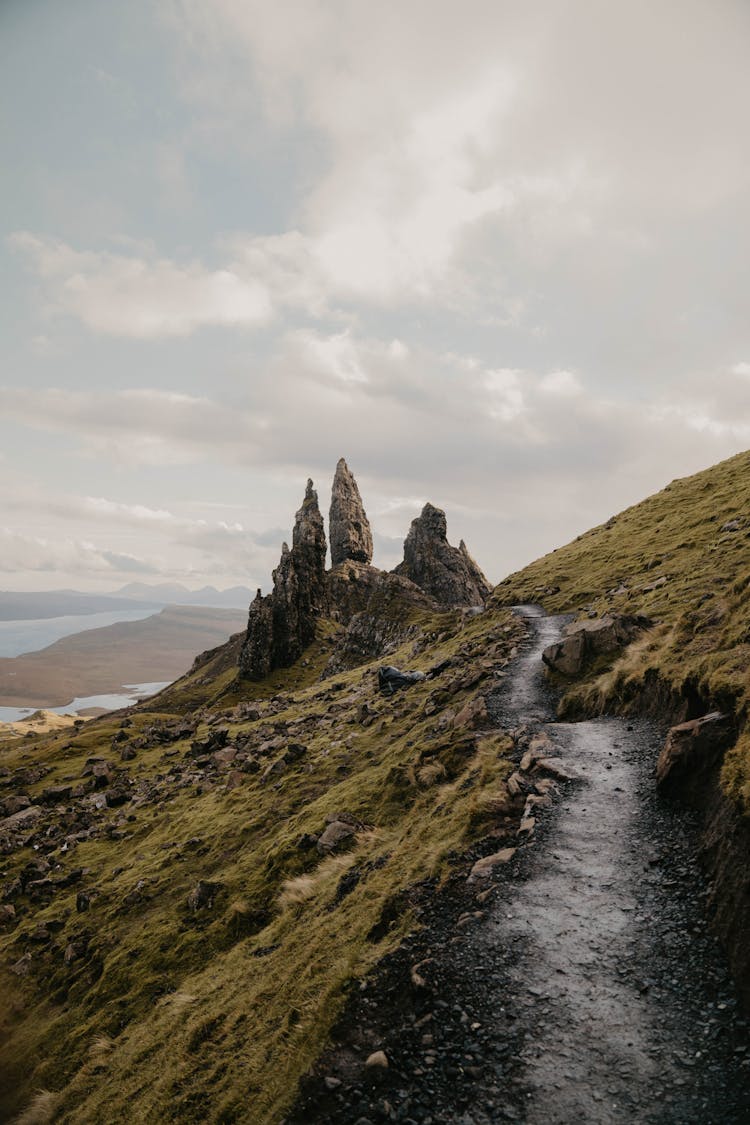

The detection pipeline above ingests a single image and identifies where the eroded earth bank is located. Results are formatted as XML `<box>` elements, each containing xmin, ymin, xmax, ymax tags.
<box><xmin>292</xmin><ymin>607</ymin><xmax>750</xmax><ymax>1124</ymax></box>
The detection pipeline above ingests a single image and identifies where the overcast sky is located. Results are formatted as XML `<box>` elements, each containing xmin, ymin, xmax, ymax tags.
<box><xmin>2</xmin><ymin>0</ymin><xmax>750</xmax><ymax>593</ymax></box>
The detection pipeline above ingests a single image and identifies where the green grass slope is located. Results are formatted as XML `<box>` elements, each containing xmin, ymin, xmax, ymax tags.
<box><xmin>494</xmin><ymin>447</ymin><xmax>750</xmax><ymax>810</ymax></box>
<box><xmin>0</xmin><ymin>601</ymin><xmax>524</xmax><ymax>1124</ymax></box>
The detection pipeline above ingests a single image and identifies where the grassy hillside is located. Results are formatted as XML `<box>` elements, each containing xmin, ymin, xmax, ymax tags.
<box><xmin>0</xmin><ymin>600</ymin><xmax>524</xmax><ymax>1124</ymax></box>
<box><xmin>494</xmin><ymin>447</ymin><xmax>750</xmax><ymax>810</ymax></box>
<box><xmin>0</xmin><ymin>607</ymin><xmax>249</xmax><ymax>708</ymax></box>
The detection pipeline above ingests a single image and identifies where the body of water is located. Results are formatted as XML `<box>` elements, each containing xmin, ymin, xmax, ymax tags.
<box><xmin>0</xmin><ymin>681</ymin><xmax>171</xmax><ymax>724</ymax></box>
<box><xmin>0</xmin><ymin>608</ymin><xmax>159</xmax><ymax>658</ymax></box>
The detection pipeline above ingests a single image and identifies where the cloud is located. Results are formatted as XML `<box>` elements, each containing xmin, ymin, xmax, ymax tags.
<box><xmin>0</xmin><ymin>528</ymin><xmax>158</xmax><ymax>576</ymax></box>
<box><xmin>0</xmin><ymin>386</ymin><xmax>267</xmax><ymax>466</ymax></box>
<box><xmin>10</xmin><ymin>233</ymin><xmax>273</xmax><ymax>338</ymax></box>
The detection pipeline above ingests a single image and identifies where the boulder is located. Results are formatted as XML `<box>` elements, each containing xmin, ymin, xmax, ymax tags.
<box><xmin>317</xmin><ymin>821</ymin><xmax>356</xmax><ymax>854</ymax></box>
<box><xmin>378</xmin><ymin>665</ymin><xmax>426</xmax><ymax>695</ymax></box>
<box><xmin>394</xmin><ymin>503</ymin><xmax>491</xmax><ymax>606</ymax></box>
<box><xmin>542</xmin><ymin>614</ymin><xmax>652</xmax><ymax>677</ymax></box>
<box><xmin>329</xmin><ymin>458</ymin><xmax>373</xmax><ymax>565</ymax></box>
<box><xmin>656</xmin><ymin>712</ymin><xmax>734</xmax><ymax>807</ymax></box>
<box><xmin>0</xmin><ymin>805</ymin><xmax>42</xmax><ymax>832</ymax></box>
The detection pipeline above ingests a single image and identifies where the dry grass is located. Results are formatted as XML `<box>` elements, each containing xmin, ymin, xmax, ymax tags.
<box><xmin>12</xmin><ymin>1090</ymin><xmax>60</xmax><ymax>1125</ymax></box>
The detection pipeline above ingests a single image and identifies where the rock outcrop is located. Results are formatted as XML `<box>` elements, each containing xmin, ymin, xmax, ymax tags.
<box><xmin>542</xmin><ymin>613</ymin><xmax>652</xmax><ymax>678</ymax></box>
<box><xmin>393</xmin><ymin>503</ymin><xmax>491</xmax><ymax>606</ymax></box>
<box><xmin>325</xmin><ymin>560</ymin><xmax>437</xmax><ymax>675</ymax></box>
<box><xmin>238</xmin><ymin>481</ymin><xmax>327</xmax><ymax>680</ymax></box>
<box><xmin>656</xmin><ymin>711</ymin><xmax>734</xmax><ymax>806</ymax></box>
<box><xmin>329</xmin><ymin>458</ymin><xmax>373</xmax><ymax>566</ymax></box>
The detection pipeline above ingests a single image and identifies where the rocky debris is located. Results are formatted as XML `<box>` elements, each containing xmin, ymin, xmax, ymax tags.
<box><xmin>1</xmin><ymin>794</ymin><xmax>31</xmax><ymax>816</ymax></box>
<box><xmin>656</xmin><ymin>712</ymin><xmax>734</xmax><ymax>808</ymax></box>
<box><xmin>394</xmin><ymin>503</ymin><xmax>492</xmax><ymax>606</ymax></box>
<box><xmin>467</xmin><ymin>847</ymin><xmax>517</xmax><ymax>883</ymax></box>
<box><xmin>452</xmin><ymin>695</ymin><xmax>488</xmax><ymax>730</ymax></box>
<box><xmin>187</xmin><ymin>880</ymin><xmax>224</xmax><ymax>912</ymax></box>
<box><xmin>329</xmin><ymin>458</ymin><xmax>373</xmax><ymax>566</ymax></box>
<box><xmin>0</xmin><ymin>805</ymin><xmax>42</xmax><ymax>834</ymax></box>
<box><xmin>239</xmin><ymin>480</ymin><xmax>327</xmax><ymax>680</ymax></box>
<box><xmin>317</xmin><ymin>811</ymin><xmax>368</xmax><ymax>855</ymax></box>
<box><xmin>541</xmin><ymin>613</ymin><xmax>652</xmax><ymax>677</ymax></box>
<box><xmin>377</xmin><ymin>666</ymin><xmax>426</xmax><ymax>696</ymax></box>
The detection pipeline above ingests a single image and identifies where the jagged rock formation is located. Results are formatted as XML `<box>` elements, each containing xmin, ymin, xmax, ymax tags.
<box><xmin>394</xmin><ymin>503</ymin><xmax>492</xmax><ymax>606</ymax></box>
<box><xmin>329</xmin><ymin>458</ymin><xmax>373</xmax><ymax>566</ymax></box>
<box><xmin>240</xmin><ymin>468</ymin><xmax>492</xmax><ymax>681</ymax></box>
<box><xmin>325</xmin><ymin>560</ymin><xmax>438</xmax><ymax>675</ymax></box>
<box><xmin>238</xmin><ymin>480</ymin><xmax>327</xmax><ymax>680</ymax></box>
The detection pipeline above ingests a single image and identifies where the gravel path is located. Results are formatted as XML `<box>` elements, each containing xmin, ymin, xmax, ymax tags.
<box><xmin>291</xmin><ymin>607</ymin><xmax>750</xmax><ymax>1124</ymax></box>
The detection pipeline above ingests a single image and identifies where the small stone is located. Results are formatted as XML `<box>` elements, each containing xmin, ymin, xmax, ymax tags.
<box><xmin>365</xmin><ymin>1050</ymin><xmax>389</xmax><ymax>1069</ymax></box>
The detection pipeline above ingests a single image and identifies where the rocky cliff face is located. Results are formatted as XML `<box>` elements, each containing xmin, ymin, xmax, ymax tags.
<box><xmin>238</xmin><ymin>480</ymin><xmax>327</xmax><ymax>680</ymax></box>
<box><xmin>329</xmin><ymin>458</ymin><xmax>373</xmax><ymax>566</ymax></box>
<box><xmin>394</xmin><ymin>503</ymin><xmax>492</xmax><ymax>606</ymax></box>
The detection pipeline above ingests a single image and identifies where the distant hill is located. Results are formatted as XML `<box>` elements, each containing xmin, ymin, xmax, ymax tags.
<box><xmin>114</xmin><ymin>582</ymin><xmax>253</xmax><ymax>608</ymax></box>
<box><xmin>0</xmin><ymin>589</ymin><xmax>159</xmax><ymax>621</ymax></box>
<box><xmin>0</xmin><ymin>605</ymin><xmax>248</xmax><ymax>707</ymax></box>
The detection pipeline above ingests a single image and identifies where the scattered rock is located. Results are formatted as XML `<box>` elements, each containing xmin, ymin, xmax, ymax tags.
<box><xmin>378</xmin><ymin>666</ymin><xmax>426</xmax><ymax>695</ymax></box>
<box><xmin>467</xmin><ymin>848</ymin><xmax>517</xmax><ymax>882</ymax></box>
<box><xmin>365</xmin><ymin>1050</ymin><xmax>389</xmax><ymax>1069</ymax></box>
<box><xmin>452</xmin><ymin>696</ymin><xmax>488</xmax><ymax>730</ymax></box>
<box><xmin>317</xmin><ymin>821</ymin><xmax>357</xmax><ymax>855</ymax></box>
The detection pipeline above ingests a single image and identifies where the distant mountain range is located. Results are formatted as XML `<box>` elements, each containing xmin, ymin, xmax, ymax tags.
<box><xmin>0</xmin><ymin>584</ymin><xmax>254</xmax><ymax>621</ymax></box>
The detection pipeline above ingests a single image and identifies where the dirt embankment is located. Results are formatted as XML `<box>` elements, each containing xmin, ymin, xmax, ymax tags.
<box><xmin>562</xmin><ymin>656</ymin><xmax>750</xmax><ymax>1013</ymax></box>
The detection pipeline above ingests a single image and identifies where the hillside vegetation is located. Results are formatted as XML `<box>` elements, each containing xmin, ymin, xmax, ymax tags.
<box><xmin>0</xmin><ymin>599</ymin><xmax>524</xmax><ymax>1124</ymax></box>
<box><xmin>495</xmin><ymin>447</ymin><xmax>750</xmax><ymax>810</ymax></box>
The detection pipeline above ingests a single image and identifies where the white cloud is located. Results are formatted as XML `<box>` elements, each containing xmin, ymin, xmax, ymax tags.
<box><xmin>484</xmin><ymin>369</ymin><xmax>526</xmax><ymax>422</ymax></box>
<box><xmin>0</xmin><ymin>527</ymin><xmax>158</xmax><ymax>576</ymax></box>
<box><xmin>731</xmin><ymin>362</ymin><xmax>750</xmax><ymax>378</ymax></box>
<box><xmin>539</xmin><ymin>370</ymin><xmax>582</xmax><ymax>396</ymax></box>
<box><xmin>11</xmin><ymin>233</ymin><xmax>273</xmax><ymax>338</ymax></box>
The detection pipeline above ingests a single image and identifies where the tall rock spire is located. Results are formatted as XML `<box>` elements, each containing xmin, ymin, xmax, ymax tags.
<box><xmin>393</xmin><ymin>502</ymin><xmax>492</xmax><ymax>606</ymax></box>
<box><xmin>238</xmin><ymin>479</ymin><xmax>328</xmax><ymax>680</ymax></box>
<box><xmin>329</xmin><ymin>458</ymin><xmax>373</xmax><ymax>566</ymax></box>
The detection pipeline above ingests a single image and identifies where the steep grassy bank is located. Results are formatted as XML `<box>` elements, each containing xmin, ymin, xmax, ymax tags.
<box><xmin>0</xmin><ymin>601</ymin><xmax>524</xmax><ymax>1124</ymax></box>
<box><xmin>495</xmin><ymin>448</ymin><xmax>750</xmax><ymax>810</ymax></box>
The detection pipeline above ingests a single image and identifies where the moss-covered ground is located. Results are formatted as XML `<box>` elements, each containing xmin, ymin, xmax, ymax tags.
<box><xmin>0</xmin><ymin>602</ymin><xmax>523</xmax><ymax>1124</ymax></box>
<box><xmin>494</xmin><ymin>447</ymin><xmax>750</xmax><ymax>810</ymax></box>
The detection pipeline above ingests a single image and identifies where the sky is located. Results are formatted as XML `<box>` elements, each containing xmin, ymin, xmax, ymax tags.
<box><xmin>2</xmin><ymin>0</ymin><xmax>750</xmax><ymax>594</ymax></box>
